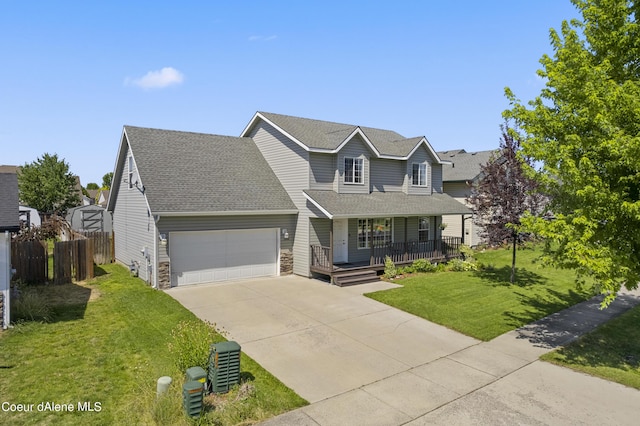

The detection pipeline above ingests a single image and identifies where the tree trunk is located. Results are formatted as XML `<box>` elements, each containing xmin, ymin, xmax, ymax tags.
<box><xmin>511</xmin><ymin>232</ymin><xmax>517</xmax><ymax>284</ymax></box>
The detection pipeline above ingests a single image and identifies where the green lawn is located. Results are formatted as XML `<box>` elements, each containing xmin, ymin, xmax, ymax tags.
<box><xmin>0</xmin><ymin>264</ymin><xmax>306</xmax><ymax>425</ymax></box>
<box><xmin>541</xmin><ymin>304</ymin><xmax>640</xmax><ymax>390</ymax></box>
<box><xmin>366</xmin><ymin>245</ymin><xmax>592</xmax><ymax>341</ymax></box>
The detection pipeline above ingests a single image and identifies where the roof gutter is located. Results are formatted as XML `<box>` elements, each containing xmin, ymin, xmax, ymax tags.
<box><xmin>154</xmin><ymin>209</ymin><xmax>298</xmax><ymax>217</ymax></box>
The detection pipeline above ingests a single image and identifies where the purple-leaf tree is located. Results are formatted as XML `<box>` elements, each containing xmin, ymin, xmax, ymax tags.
<box><xmin>467</xmin><ymin>125</ymin><xmax>546</xmax><ymax>283</ymax></box>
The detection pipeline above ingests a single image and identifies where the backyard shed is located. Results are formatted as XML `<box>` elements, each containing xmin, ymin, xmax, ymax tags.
<box><xmin>66</xmin><ymin>205</ymin><xmax>113</xmax><ymax>233</ymax></box>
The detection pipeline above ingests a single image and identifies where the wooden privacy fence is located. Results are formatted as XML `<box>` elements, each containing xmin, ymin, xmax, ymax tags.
<box><xmin>53</xmin><ymin>238</ymin><xmax>94</xmax><ymax>284</ymax></box>
<box><xmin>77</xmin><ymin>231</ymin><xmax>114</xmax><ymax>264</ymax></box>
<box><xmin>11</xmin><ymin>240</ymin><xmax>48</xmax><ymax>283</ymax></box>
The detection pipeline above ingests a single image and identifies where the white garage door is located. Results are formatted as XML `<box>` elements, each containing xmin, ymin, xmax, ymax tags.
<box><xmin>170</xmin><ymin>229</ymin><xmax>278</xmax><ymax>286</ymax></box>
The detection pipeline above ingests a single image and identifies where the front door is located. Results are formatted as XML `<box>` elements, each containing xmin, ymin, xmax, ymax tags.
<box><xmin>333</xmin><ymin>218</ymin><xmax>348</xmax><ymax>263</ymax></box>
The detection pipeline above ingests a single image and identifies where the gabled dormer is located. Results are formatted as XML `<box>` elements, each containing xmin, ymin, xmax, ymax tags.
<box><xmin>241</xmin><ymin>111</ymin><xmax>449</xmax><ymax>197</ymax></box>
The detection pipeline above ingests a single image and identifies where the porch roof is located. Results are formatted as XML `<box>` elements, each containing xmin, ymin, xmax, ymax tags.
<box><xmin>303</xmin><ymin>190</ymin><xmax>472</xmax><ymax>219</ymax></box>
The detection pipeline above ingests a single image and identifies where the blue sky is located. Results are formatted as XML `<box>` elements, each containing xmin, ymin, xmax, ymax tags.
<box><xmin>1</xmin><ymin>1</ymin><xmax>580</xmax><ymax>186</ymax></box>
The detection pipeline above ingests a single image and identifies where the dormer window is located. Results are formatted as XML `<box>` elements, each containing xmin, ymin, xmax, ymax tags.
<box><xmin>344</xmin><ymin>157</ymin><xmax>363</xmax><ymax>184</ymax></box>
<box><xmin>412</xmin><ymin>163</ymin><xmax>427</xmax><ymax>187</ymax></box>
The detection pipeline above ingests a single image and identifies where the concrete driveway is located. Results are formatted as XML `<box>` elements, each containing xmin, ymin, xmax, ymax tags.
<box><xmin>167</xmin><ymin>276</ymin><xmax>640</xmax><ymax>425</ymax></box>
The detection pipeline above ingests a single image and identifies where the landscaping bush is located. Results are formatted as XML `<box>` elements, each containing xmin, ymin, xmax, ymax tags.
<box><xmin>167</xmin><ymin>319</ymin><xmax>226</xmax><ymax>371</ymax></box>
<box><xmin>412</xmin><ymin>258</ymin><xmax>437</xmax><ymax>273</ymax></box>
<box><xmin>459</xmin><ymin>244</ymin><xmax>475</xmax><ymax>260</ymax></box>
<box><xmin>448</xmin><ymin>258</ymin><xmax>478</xmax><ymax>272</ymax></box>
<box><xmin>383</xmin><ymin>256</ymin><xmax>398</xmax><ymax>279</ymax></box>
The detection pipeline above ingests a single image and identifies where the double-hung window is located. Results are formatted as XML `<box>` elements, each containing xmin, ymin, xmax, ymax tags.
<box><xmin>344</xmin><ymin>157</ymin><xmax>364</xmax><ymax>184</ymax></box>
<box><xmin>412</xmin><ymin>163</ymin><xmax>427</xmax><ymax>186</ymax></box>
<box><xmin>357</xmin><ymin>218</ymin><xmax>392</xmax><ymax>248</ymax></box>
<box><xmin>418</xmin><ymin>217</ymin><xmax>430</xmax><ymax>242</ymax></box>
<box><xmin>412</xmin><ymin>163</ymin><xmax>427</xmax><ymax>187</ymax></box>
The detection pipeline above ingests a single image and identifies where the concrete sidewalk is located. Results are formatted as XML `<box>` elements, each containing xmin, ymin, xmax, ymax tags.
<box><xmin>167</xmin><ymin>278</ymin><xmax>640</xmax><ymax>425</ymax></box>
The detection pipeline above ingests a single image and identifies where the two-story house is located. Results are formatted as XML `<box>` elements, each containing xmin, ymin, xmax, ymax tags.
<box><xmin>108</xmin><ymin>112</ymin><xmax>470</xmax><ymax>288</ymax></box>
<box><xmin>241</xmin><ymin>113</ymin><xmax>470</xmax><ymax>285</ymax></box>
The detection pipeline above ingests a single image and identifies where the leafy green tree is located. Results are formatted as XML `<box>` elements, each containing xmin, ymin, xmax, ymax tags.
<box><xmin>86</xmin><ymin>182</ymin><xmax>99</xmax><ymax>190</ymax></box>
<box><xmin>101</xmin><ymin>172</ymin><xmax>113</xmax><ymax>189</ymax></box>
<box><xmin>504</xmin><ymin>0</ymin><xmax>640</xmax><ymax>304</ymax></box>
<box><xmin>18</xmin><ymin>153</ymin><xmax>80</xmax><ymax>214</ymax></box>
<box><xmin>467</xmin><ymin>125</ymin><xmax>546</xmax><ymax>283</ymax></box>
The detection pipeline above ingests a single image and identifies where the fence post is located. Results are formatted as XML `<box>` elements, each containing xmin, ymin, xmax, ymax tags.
<box><xmin>1</xmin><ymin>231</ymin><xmax>10</xmax><ymax>329</ymax></box>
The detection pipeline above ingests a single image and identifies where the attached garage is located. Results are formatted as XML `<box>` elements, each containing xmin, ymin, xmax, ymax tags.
<box><xmin>170</xmin><ymin>228</ymin><xmax>279</xmax><ymax>286</ymax></box>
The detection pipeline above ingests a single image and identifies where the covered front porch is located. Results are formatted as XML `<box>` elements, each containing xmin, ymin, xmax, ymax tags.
<box><xmin>311</xmin><ymin>236</ymin><xmax>463</xmax><ymax>285</ymax></box>
<box><xmin>309</xmin><ymin>216</ymin><xmax>463</xmax><ymax>285</ymax></box>
<box><xmin>304</xmin><ymin>190</ymin><xmax>471</xmax><ymax>286</ymax></box>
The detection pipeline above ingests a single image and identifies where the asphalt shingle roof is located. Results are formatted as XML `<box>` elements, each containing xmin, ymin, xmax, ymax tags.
<box><xmin>123</xmin><ymin>126</ymin><xmax>297</xmax><ymax>214</ymax></box>
<box><xmin>437</xmin><ymin>149</ymin><xmax>497</xmax><ymax>182</ymax></box>
<box><xmin>304</xmin><ymin>189</ymin><xmax>471</xmax><ymax>218</ymax></box>
<box><xmin>259</xmin><ymin>112</ymin><xmax>430</xmax><ymax>157</ymax></box>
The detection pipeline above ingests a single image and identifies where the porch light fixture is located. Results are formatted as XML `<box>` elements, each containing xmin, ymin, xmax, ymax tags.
<box><xmin>281</xmin><ymin>229</ymin><xmax>289</xmax><ymax>239</ymax></box>
<box><xmin>159</xmin><ymin>234</ymin><xmax>167</xmax><ymax>246</ymax></box>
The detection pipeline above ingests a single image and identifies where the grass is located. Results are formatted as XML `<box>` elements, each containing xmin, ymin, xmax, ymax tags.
<box><xmin>366</xmin><ymin>245</ymin><xmax>592</xmax><ymax>341</ymax></box>
<box><xmin>0</xmin><ymin>264</ymin><xmax>306</xmax><ymax>425</ymax></box>
<box><xmin>540</xmin><ymin>304</ymin><xmax>640</xmax><ymax>390</ymax></box>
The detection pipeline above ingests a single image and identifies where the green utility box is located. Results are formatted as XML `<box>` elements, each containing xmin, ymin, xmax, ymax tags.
<box><xmin>208</xmin><ymin>341</ymin><xmax>241</xmax><ymax>394</ymax></box>
<box><xmin>182</xmin><ymin>381</ymin><xmax>203</xmax><ymax>418</ymax></box>
<box><xmin>186</xmin><ymin>366</ymin><xmax>207</xmax><ymax>385</ymax></box>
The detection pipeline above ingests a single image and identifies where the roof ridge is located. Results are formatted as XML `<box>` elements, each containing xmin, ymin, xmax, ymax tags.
<box><xmin>124</xmin><ymin>125</ymin><xmax>250</xmax><ymax>140</ymax></box>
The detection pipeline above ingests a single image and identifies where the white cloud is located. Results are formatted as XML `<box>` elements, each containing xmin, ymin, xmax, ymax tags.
<box><xmin>126</xmin><ymin>67</ymin><xmax>184</xmax><ymax>89</ymax></box>
<box><xmin>248</xmin><ymin>35</ymin><xmax>278</xmax><ymax>42</ymax></box>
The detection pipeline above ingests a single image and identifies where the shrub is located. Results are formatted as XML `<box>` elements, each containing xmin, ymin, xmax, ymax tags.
<box><xmin>459</xmin><ymin>244</ymin><xmax>475</xmax><ymax>261</ymax></box>
<box><xmin>412</xmin><ymin>259</ymin><xmax>437</xmax><ymax>273</ymax></box>
<box><xmin>10</xmin><ymin>284</ymin><xmax>52</xmax><ymax>322</ymax></box>
<box><xmin>383</xmin><ymin>256</ymin><xmax>398</xmax><ymax>279</ymax></box>
<box><xmin>448</xmin><ymin>258</ymin><xmax>478</xmax><ymax>272</ymax></box>
<box><xmin>167</xmin><ymin>319</ymin><xmax>226</xmax><ymax>371</ymax></box>
<box><xmin>436</xmin><ymin>263</ymin><xmax>448</xmax><ymax>272</ymax></box>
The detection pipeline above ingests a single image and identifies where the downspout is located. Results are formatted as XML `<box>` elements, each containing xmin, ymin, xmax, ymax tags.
<box><xmin>152</xmin><ymin>215</ymin><xmax>159</xmax><ymax>289</ymax></box>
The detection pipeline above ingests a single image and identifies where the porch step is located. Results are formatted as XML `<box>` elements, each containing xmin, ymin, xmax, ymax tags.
<box><xmin>333</xmin><ymin>270</ymin><xmax>379</xmax><ymax>287</ymax></box>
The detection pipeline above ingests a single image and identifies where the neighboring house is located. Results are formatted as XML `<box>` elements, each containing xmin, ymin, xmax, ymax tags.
<box><xmin>19</xmin><ymin>205</ymin><xmax>41</xmax><ymax>229</ymax></box>
<box><xmin>85</xmin><ymin>189</ymin><xmax>100</xmax><ymax>205</ymax></box>
<box><xmin>107</xmin><ymin>127</ymin><xmax>297</xmax><ymax>288</ymax></box>
<box><xmin>108</xmin><ymin>113</ymin><xmax>471</xmax><ymax>288</ymax></box>
<box><xmin>240</xmin><ymin>112</ymin><xmax>471</xmax><ymax>285</ymax></box>
<box><xmin>0</xmin><ymin>165</ymin><xmax>18</xmax><ymax>329</ymax></box>
<box><xmin>437</xmin><ymin>149</ymin><xmax>496</xmax><ymax>247</ymax></box>
<box><xmin>66</xmin><ymin>205</ymin><xmax>113</xmax><ymax>233</ymax></box>
<box><xmin>96</xmin><ymin>189</ymin><xmax>110</xmax><ymax>207</ymax></box>
<box><xmin>0</xmin><ymin>166</ymin><xmax>20</xmax><ymax>233</ymax></box>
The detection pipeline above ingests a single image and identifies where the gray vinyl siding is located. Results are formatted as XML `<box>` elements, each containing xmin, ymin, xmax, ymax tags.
<box><xmin>156</xmin><ymin>214</ymin><xmax>296</xmax><ymax>262</ymax></box>
<box><xmin>309</xmin><ymin>218</ymin><xmax>330</xmax><ymax>247</ymax></box>
<box><xmin>393</xmin><ymin>217</ymin><xmax>407</xmax><ymax>243</ymax></box>
<box><xmin>441</xmin><ymin>181</ymin><xmax>477</xmax><ymax>245</ymax></box>
<box><xmin>309</xmin><ymin>153</ymin><xmax>335</xmax><ymax>190</ymax></box>
<box><xmin>370</xmin><ymin>159</ymin><xmax>404</xmax><ymax>192</ymax></box>
<box><xmin>112</xmin><ymin>146</ymin><xmax>156</xmax><ymax>283</ymax></box>
<box><xmin>405</xmin><ymin>146</ymin><xmax>433</xmax><ymax>195</ymax></box>
<box><xmin>337</xmin><ymin>135</ymin><xmax>371</xmax><ymax>194</ymax></box>
<box><xmin>249</xmin><ymin>121</ymin><xmax>312</xmax><ymax>276</ymax></box>
<box><xmin>432</xmin><ymin>163</ymin><xmax>443</xmax><ymax>193</ymax></box>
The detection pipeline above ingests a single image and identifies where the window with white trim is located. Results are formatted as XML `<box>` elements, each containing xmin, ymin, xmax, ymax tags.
<box><xmin>412</xmin><ymin>163</ymin><xmax>427</xmax><ymax>186</ymax></box>
<box><xmin>344</xmin><ymin>157</ymin><xmax>364</xmax><ymax>184</ymax></box>
<box><xmin>418</xmin><ymin>217</ymin><xmax>430</xmax><ymax>242</ymax></box>
<box><xmin>357</xmin><ymin>218</ymin><xmax>393</xmax><ymax>248</ymax></box>
<box><xmin>128</xmin><ymin>156</ymin><xmax>134</xmax><ymax>189</ymax></box>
